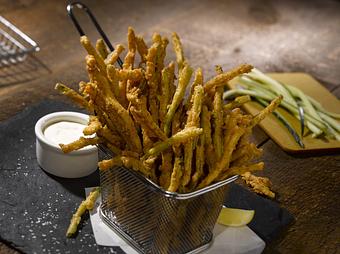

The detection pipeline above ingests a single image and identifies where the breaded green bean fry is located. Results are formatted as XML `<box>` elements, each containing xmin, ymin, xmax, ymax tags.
<box><xmin>66</xmin><ymin>187</ymin><xmax>100</xmax><ymax>237</ymax></box>
<box><xmin>182</xmin><ymin>85</ymin><xmax>204</xmax><ymax>186</ymax></box>
<box><xmin>223</xmin><ymin>95</ymin><xmax>251</xmax><ymax>111</ymax></box>
<box><xmin>59</xmin><ymin>137</ymin><xmax>100</xmax><ymax>154</ymax></box>
<box><xmin>55</xmin><ymin>83</ymin><xmax>93</xmax><ymax>112</ymax></box>
<box><xmin>164</xmin><ymin>64</ymin><xmax>193</xmax><ymax>136</ymax></box>
<box><xmin>136</xmin><ymin>36</ymin><xmax>148</xmax><ymax>63</ymax></box>
<box><xmin>105</xmin><ymin>44</ymin><xmax>125</xmax><ymax>65</ymax></box>
<box><xmin>249</xmin><ymin>96</ymin><xmax>283</xmax><ymax>128</ymax></box>
<box><xmin>83</xmin><ymin>115</ymin><xmax>102</xmax><ymax>135</ymax></box>
<box><xmin>96</xmin><ymin>39</ymin><xmax>109</xmax><ymax>59</ymax></box>
<box><xmin>145</xmin><ymin>127</ymin><xmax>203</xmax><ymax>158</ymax></box>
<box><xmin>198</xmin><ymin>126</ymin><xmax>246</xmax><ymax>189</ymax></box>
<box><xmin>204</xmin><ymin>64</ymin><xmax>253</xmax><ymax>92</ymax></box>
<box><xmin>186</xmin><ymin>68</ymin><xmax>203</xmax><ymax>110</ymax></box>
<box><xmin>172</xmin><ymin>32</ymin><xmax>185</xmax><ymax>71</ymax></box>
<box><xmin>167</xmin><ymin>155</ymin><xmax>183</xmax><ymax>192</ymax></box>
<box><xmin>80</xmin><ymin>36</ymin><xmax>106</xmax><ymax>74</ymax></box>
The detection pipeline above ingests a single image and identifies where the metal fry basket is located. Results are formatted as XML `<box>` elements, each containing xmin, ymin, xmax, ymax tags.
<box><xmin>100</xmin><ymin>166</ymin><xmax>237</xmax><ymax>254</ymax></box>
<box><xmin>0</xmin><ymin>16</ymin><xmax>40</xmax><ymax>67</ymax></box>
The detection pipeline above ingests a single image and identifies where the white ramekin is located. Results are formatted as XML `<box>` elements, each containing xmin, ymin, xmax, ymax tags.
<box><xmin>35</xmin><ymin>111</ymin><xmax>98</xmax><ymax>178</ymax></box>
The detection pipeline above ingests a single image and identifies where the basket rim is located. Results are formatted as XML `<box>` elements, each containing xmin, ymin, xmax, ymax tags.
<box><xmin>104</xmin><ymin>166</ymin><xmax>238</xmax><ymax>200</ymax></box>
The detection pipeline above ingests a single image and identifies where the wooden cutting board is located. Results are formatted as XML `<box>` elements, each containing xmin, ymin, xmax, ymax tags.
<box><xmin>227</xmin><ymin>73</ymin><xmax>340</xmax><ymax>154</ymax></box>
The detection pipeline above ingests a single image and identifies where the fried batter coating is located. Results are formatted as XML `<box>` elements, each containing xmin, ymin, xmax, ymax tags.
<box><xmin>186</xmin><ymin>68</ymin><xmax>203</xmax><ymax>110</ymax></box>
<box><xmin>87</xmin><ymin>86</ymin><xmax>142</xmax><ymax>153</ymax></box>
<box><xmin>78</xmin><ymin>81</ymin><xmax>87</xmax><ymax>95</ymax></box>
<box><xmin>127</xmin><ymin>87</ymin><xmax>167</xmax><ymax>140</ymax></box>
<box><xmin>167</xmin><ymin>61</ymin><xmax>176</xmax><ymax>101</ymax></box>
<box><xmin>231</xmin><ymin>143</ymin><xmax>263</xmax><ymax>163</ymax></box>
<box><xmin>201</xmin><ymin>105</ymin><xmax>214</xmax><ymax>170</ymax></box>
<box><xmin>158</xmin><ymin>37</ymin><xmax>169</xmax><ymax>71</ymax></box>
<box><xmin>242</xmin><ymin>171</ymin><xmax>275</xmax><ymax>198</ymax></box>
<box><xmin>98</xmin><ymin>156</ymin><xmax>123</xmax><ymax>170</ymax></box>
<box><xmin>83</xmin><ymin>115</ymin><xmax>102</xmax><ymax>135</ymax></box>
<box><xmin>59</xmin><ymin>137</ymin><xmax>100</xmax><ymax>154</ymax></box>
<box><xmin>105</xmin><ymin>143</ymin><xmax>122</xmax><ymax>155</ymax></box>
<box><xmin>104</xmin><ymin>44</ymin><xmax>125</xmax><ymax>65</ymax></box>
<box><xmin>97</xmin><ymin>125</ymin><xmax>123</xmax><ymax>147</ymax></box>
<box><xmin>223</xmin><ymin>108</ymin><xmax>242</xmax><ymax>144</ymax></box>
<box><xmin>127</xmin><ymin>27</ymin><xmax>137</xmax><ymax>52</ymax></box>
<box><xmin>66</xmin><ymin>200</ymin><xmax>87</xmax><ymax>237</ymax></box>
<box><xmin>123</xmin><ymin>27</ymin><xmax>137</xmax><ymax>69</ymax></box>
<box><xmin>86</xmin><ymin>55</ymin><xmax>115</xmax><ymax>99</ymax></box>
<box><xmin>96</xmin><ymin>39</ymin><xmax>109</xmax><ymax>59</ymax></box>
<box><xmin>80</xmin><ymin>36</ymin><xmax>107</xmax><ymax>74</ymax></box>
<box><xmin>172</xmin><ymin>32</ymin><xmax>185</xmax><ymax>71</ymax></box>
<box><xmin>224</xmin><ymin>95</ymin><xmax>251</xmax><ymax>111</ymax></box>
<box><xmin>122</xmin><ymin>156</ymin><xmax>152</xmax><ymax>178</ymax></box>
<box><xmin>186</xmin><ymin>85</ymin><xmax>204</xmax><ymax>127</ymax></box>
<box><xmin>164</xmin><ymin>64</ymin><xmax>193</xmax><ymax>136</ymax></box>
<box><xmin>99</xmin><ymin>155</ymin><xmax>156</xmax><ymax>182</ymax></box>
<box><xmin>66</xmin><ymin>187</ymin><xmax>100</xmax><ymax>237</ymax></box>
<box><xmin>119</xmin><ymin>68</ymin><xmax>143</xmax><ymax>81</ymax></box>
<box><xmin>119</xmin><ymin>29</ymin><xmax>137</xmax><ymax>108</ymax></box>
<box><xmin>103</xmin><ymin>96</ymin><xmax>142</xmax><ymax>153</ymax></box>
<box><xmin>153</xmin><ymin>33</ymin><xmax>166</xmax><ymax>74</ymax></box>
<box><xmin>204</xmin><ymin>64</ymin><xmax>253</xmax><ymax>92</ymax></box>
<box><xmin>212</xmin><ymin>87</ymin><xmax>224</xmax><ymax>159</ymax></box>
<box><xmin>136</xmin><ymin>36</ymin><xmax>148</xmax><ymax>63</ymax></box>
<box><xmin>106</xmin><ymin>64</ymin><xmax>121</xmax><ymax>98</ymax></box>
<box><xmin>130</xmin><ymin>105</ymin><xmax>167</xmax><ymax>140</ymax></box>
<box><xmin>182</xmin><ymin>85</ymin><xmax>204</xmax><ymax>187</ymax></box>
<box><xmin>172</xmin><ymin>104</ymin><xmax>184</xmax><ymax>135</ymax></box>
<box><xmin>145</xmin><ymin>45</ymin><xmax>159</xmax><ymax>122</ymax></box>
<box><xmin>190</xmin><ymin>126</ymin><xmax>205</xmax><ymax>188</ymax></box>
<box><xmin>159</xmin><ymin>150</ymin><xmax>173</xmax><ymax>189</ymax></box>
<box><xmin>55</xmin><ymin>83</ymin><xmax>93</xmax><ymax>113</ymax></box>
<box><xmin>198</xmin><ymin>126</ymin><xmax>246</xmax><ymax>189</ymax></box>
<box><xmin>171</xmin><ymin>104</ymin><xmax>184</xmax><ymax>156</ymax></box>
<box><xmin>212</xmin><ymin>65</ymin><xmax>224</xmax><ymax>159</ymax></box>
<box><xmin>159</xmin><ymin>65</ymin><xmax>172</xmax><ymax>126</ymax></box>
<box><xmin>218</xmin><ymin>162</ymin><xmax>264</xmax><ymax>181</ymax></box>
<box><xmin>145</xmin><ymin>127</ymin><xmax>203</xmax><ymax>158</ymax></box>
<box><xmin>86</xmin><ymin>83</ymin><xmax>122</xmax><ymax>138</ymax></box>
<box><xmin>249</xmin><ymin>95</ymin><xmax>283</xmax><ymax>128</ymax></box>
<box><xmin>141</xmin><ymin>129</ymin><xmax>154</xmax><ymax>152</ymax></box>
<box><xmin>167</xmin><ymin>155</ymin><xmax>183</xmax><ymax>192</ymax></box>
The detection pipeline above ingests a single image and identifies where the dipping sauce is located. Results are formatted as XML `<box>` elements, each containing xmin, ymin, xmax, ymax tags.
<box><xmin>44</xmin><ymin>121</ymin><xmax>88</xmax><ymax>147</ymax></box>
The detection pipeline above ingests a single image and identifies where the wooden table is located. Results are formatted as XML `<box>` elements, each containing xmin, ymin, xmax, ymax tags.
<box><xmin>1</xmin><ymin>0</ymin><xmax>339</xmax><ymax>253</ymax></box>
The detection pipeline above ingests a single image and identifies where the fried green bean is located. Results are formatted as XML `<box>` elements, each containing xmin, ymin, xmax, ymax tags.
<box><xmin>164</xmin><ymin>64</ymin><xmax>193</xmax><ymax>136</ymax></box>
<box><xmin>204</xmin><ymin>64</ymin><xmax>253</xmax><ymax>92</ymax></box>
<box><xmin>145</xmin><ymin>127</ymin><xmax>203</xmax><ymax>158</ymax></box>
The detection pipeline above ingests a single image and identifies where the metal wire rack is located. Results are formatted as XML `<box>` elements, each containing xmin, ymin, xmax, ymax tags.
<box><xmin>0</xmin><ymin>16</ymin><xmax>40</xmax><ymax>67</ymax></box>
<box><xmin>100</xmin><ymin>166</ymin><xmax>238</xmax><ymax>254</ymax></box>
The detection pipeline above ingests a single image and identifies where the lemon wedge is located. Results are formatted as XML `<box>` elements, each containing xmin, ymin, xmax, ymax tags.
<box><xmin>217</xmin><ymin>207</ymin><xmax>255</xmax><ymax>227</ymax></box>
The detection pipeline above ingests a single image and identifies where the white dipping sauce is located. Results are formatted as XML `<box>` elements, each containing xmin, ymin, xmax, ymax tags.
<box><xmin>44</xmin><ymin>121</ymin><xmax>87</xmax><ymax>147</ymax></box>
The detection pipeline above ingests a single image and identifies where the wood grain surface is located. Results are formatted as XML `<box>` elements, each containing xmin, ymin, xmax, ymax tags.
<box><xmin>0</xmin><ymin>0</ymin><xmax>339</xmax><ymax>253</ymax></box>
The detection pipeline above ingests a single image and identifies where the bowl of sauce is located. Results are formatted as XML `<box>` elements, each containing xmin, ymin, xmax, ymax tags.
<box><xmin>35</xmin><ymin>111</ymin><xmax>98</xmax><ymax>178</ymax></box>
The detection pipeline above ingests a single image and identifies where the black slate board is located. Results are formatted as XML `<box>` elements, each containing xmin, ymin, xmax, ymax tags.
<box><xmin>225</xmin><ymin>183</ymin><xmax>294</xmax><ymax>243</ymax></box>
<box><xmin>0</xmin><ymin>100</ymin><xmax>123</xmax><ymax>254</ymax></box>
<box><xmin>0</xmin><ymin>100</ymin><xmax>293</xmax><ymax>254</ymax></box>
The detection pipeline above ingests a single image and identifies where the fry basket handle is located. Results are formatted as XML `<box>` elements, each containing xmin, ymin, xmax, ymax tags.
<box><xmin>67</xmin><ymin>1</ymin><xmax>123</xmax><ymax>68</ymax></box>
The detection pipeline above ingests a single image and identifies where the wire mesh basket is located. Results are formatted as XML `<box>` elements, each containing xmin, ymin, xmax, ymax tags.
<box><xmin>100</xmin><ymin>166</ymin><xmax>238</xmax><ymax>254</ymax></box>
<box><xmin>0</xmin><ymin>16</ymin><xmax>40</xmax><ymax>67</ymax></box>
